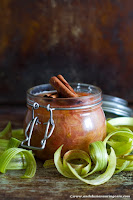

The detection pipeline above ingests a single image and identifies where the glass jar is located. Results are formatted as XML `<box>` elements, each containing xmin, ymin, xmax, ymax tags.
<box><xmin>23</xmin><ymin>83</ymin><xmax>106</xmax><ymax>160</ymax></box>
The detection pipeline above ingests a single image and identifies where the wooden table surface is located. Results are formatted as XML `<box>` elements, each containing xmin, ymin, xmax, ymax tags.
<box><xmin>0</xmin><ymin>105</ymin><xmax>133</xmax><ymax>200</ymax></box>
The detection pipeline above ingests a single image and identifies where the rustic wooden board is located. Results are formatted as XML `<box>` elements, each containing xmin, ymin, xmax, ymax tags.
<box><xmin>0</xmin><ymin>105</ymin><xmax>133</xmax><ymax>200</ymax></box>
<box><xmin>0</xmin><ymin>161</ymin><xmax>132</xmax><ymax>200</ymax></box>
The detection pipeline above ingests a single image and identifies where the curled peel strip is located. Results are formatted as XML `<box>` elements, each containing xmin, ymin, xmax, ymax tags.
<box><xmin>54</xmin><ymin>142</ymin><xmax>116</xmax><ymax>185</ymax></box>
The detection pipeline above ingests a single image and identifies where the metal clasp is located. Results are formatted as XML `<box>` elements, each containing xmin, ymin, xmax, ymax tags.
<box><xmin>21</xmin><ymin>102</ymin><xmax>55</xmax><ymax>150</ymax></box>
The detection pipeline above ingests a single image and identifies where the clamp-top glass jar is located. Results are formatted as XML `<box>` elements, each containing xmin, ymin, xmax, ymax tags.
<box><xmin>22</xmin><ymin>83</ymin><xmax>106</xmax><ymax>160</ymax></box>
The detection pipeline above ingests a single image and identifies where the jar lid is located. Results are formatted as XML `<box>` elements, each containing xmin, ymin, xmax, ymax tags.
<box><xmin>102</xmin><ymin>94</ymin><xmax>133</xmax><ymax>118</ymax></box>
<box><xmin>102</xmin><ymin>94</ymin><xmax>128</xmax><ymax>106</ymax></box>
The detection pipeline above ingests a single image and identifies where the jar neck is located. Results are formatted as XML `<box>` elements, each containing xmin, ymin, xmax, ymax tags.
<box><xmin>27</xmin><ymin>95</ymin><xmax>102</xmax><ymax>111</ymax></box>
<box><xmin>27</xmin><ymin>83</ymin><xmax>102</xmax><ymax>109</ymax></box>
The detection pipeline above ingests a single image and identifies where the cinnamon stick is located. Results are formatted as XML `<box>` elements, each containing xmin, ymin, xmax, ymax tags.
<box><xmin>49</xmin><ymin>75</ymin><xmax>78</xmax><ymax>98</ymax></box>
<box><xmin>44</xmin><ymin>93</ymin><xmax>59</xmax><ymax>98</ymax></box>
<box><xmin>57</xmin><ymin>74</ymin><xmax>77</xmax><ymax>94</ymax></box>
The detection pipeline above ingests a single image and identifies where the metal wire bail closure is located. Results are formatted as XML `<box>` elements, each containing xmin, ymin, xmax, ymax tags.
<box><xmin>21</xmin><ymin>102</ymin><xmax>55</xmax><ymax>150</ymax></box>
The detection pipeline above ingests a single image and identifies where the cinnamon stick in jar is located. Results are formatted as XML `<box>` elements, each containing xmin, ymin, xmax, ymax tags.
<box><xmin>57</xmin><ymin>74</ymin><xmax>77</xmax><ymax>95</ymax></box>
<box><xmin>49</xmin><ymin>75</ymin><xmax>78</xmax><ymax>98</ymax></box>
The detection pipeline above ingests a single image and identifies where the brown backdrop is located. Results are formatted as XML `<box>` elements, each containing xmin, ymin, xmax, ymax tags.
<box><xmin>0</xmin><ymin>0</ymin><xmax>133</xmax><ymax>104</ymax></box>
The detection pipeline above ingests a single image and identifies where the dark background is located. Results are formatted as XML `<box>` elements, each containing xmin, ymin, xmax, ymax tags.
<box><xmin>0</xmin><ymin>0</ymin><xmax>133</xmax><ymax>105</ymax></box>
<box><xmin>0</xmin><ymin>2</ymin><xmax>133</xmax><ymax>199</ymax></box>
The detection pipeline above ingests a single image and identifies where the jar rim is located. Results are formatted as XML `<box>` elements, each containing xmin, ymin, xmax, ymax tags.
<box><xmin>27</xmin><ymin>83</ymin><xmax>102</xmax><ymax>101</ymax></box>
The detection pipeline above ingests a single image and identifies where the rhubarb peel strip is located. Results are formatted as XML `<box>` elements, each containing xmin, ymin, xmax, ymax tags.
<box><xmin>54</xmin><ymin>143</ymin><xmax>116</xmax><ymax>185</ymax></box>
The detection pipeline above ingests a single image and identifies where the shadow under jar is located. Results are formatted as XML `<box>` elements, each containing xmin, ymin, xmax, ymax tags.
<box><xmin>23</xmin><ymin>83</ymin><xmax>106</xmax><ymax>160</ymax></box>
